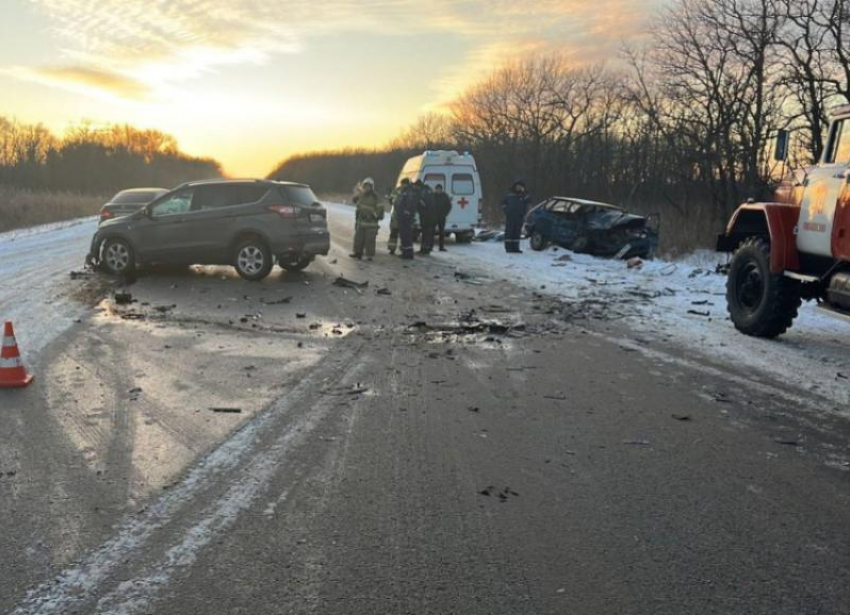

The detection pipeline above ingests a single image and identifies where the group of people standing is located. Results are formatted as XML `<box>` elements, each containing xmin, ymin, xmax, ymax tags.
<box><xmin>349</xmin><ymin>176</ymin><xmax>532</xmax><ymax>260</ymax></box>
<box><xmin>350</xmin><ymin>177</ymin><xmax>453</xmax><ymax>261</ymax></box>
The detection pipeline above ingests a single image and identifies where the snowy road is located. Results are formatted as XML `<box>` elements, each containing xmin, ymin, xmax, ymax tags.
<box><xmin>4</xmin><ymin>206</ymin><xmax>850</xmax><ymax>614</ymax></box>
<box><xmin>326</xmin><ymin>202</ymin><xmax>850</xmax><ymax>413</ymax></box>
<box><xmin>446</xmin><ymin>242</ymin><xmax>850</xmax><ymax>412</ymax></box>
<box><xmin>5</xmin><ymin>206</ymin><xmax>850</xmax><ymax>412</ymax></box>
<box><xmin>0</xmin><ymin>218</ymin><xmax>97</xmax><ymax>359</ymax></box>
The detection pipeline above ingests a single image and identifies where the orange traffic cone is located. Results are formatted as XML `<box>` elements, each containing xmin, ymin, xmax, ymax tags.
<box><xmin>0</xmin><ymin>321</ymin><xmax>34</xmax><ymax>388</ymax></box>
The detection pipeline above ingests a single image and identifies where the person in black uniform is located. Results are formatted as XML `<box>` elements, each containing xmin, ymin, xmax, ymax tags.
<box><xmin>416</xmin><ymin>180</ymin><xmax>436</xmax><ymax>254</ymax></box>
<box><xmin>387</xmin><ymin>178</ymin><xmax>410</xmax><ymax>255</ymax></box>
<box><xmin>432</xmin><ymin>184</ymin><xmax>452</xmax><ymax>251</ymax></box>
<box><xmin>396</xmin><ymin>181</ymin><xmax>421</xmax><ymax>260</ymax></box>
<box><xmin>501</xmin><ymin>180</ymin><xmax>531</xmax><ymax>254</ymax></box>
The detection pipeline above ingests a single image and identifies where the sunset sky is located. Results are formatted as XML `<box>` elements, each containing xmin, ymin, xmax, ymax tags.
<box><xmin>0</xmin><ymin>1</ymin><xmax>663</xmax><ymax>176</ymax></box>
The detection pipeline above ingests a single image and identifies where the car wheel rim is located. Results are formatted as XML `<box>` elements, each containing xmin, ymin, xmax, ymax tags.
<box><xmin>737</xmin><ymin>262</ymin><xmax>764</xmax><ymax>311</ymax></box>
<box><xmin>238</xmin><ymin>246</ymin><xmax>264</xmax><ymax>275</ymax></box>
<box><xmin>106</xmin><ymin>243</ymin><xmax>130</xmax><ymax>271</ymax></box>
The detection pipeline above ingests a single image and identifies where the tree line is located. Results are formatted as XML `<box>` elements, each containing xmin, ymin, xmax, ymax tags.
<box><xmin>0</xmin><ymin>117</ymin><xmax>222</xmax><ymax>196</ymax></box>
<box><xmin>270</xmin><ymin>0</ymin><xmax>850</xmax><ymax>249</ymax></box>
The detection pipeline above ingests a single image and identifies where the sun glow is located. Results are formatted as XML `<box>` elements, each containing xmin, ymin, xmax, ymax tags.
<box><xmin>1</xmin><ymin>0</ymin><xmax>662</xmax><ymax>175</ymax></box>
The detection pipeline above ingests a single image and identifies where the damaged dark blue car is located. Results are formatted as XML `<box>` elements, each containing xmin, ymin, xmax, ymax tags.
<box><xmin>524</xmin><ymin>197</ymin><xmax>659</xmax><ymax>259</ymax></box>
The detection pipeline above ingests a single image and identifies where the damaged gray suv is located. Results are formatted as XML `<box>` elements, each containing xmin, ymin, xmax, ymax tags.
<box><xmin>87</xmin><ymin>179</ymin><xmax>330</xmax><ymax>281</ymax></box>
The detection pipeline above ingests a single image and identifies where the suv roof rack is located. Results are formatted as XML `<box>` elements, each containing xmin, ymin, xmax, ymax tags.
<box><xmin>173</xmin><ymin>178</ymin><xmax>275</xmax><ymax>189</ymax></box>
<box><xmin>171</xmin><ymin>178</ymin><xmax>308</xmax><ymax>190</ymax></box>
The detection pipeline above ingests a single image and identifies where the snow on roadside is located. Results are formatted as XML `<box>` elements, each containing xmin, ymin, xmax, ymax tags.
<box><xmin>324</xmin><ymin>201</ymin><xmax>849</xmax><ymax>411</ymax></box>
<box><xmin>0</xmin><ymin>217</ymin><xmax>98</xmax><ymax>361</ymax></box>
<box><xmin>443</xmin><ymin>238</ymin><xmax>850</xmax><ymax>412</ymax></box>
<box><xmin>0</xmin><ymin>216</ymin><xmax>98</xmax><ymax>243</ymax></box>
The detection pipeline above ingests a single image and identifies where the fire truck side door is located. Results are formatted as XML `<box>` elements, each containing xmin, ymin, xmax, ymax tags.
<box><xmin>798</xmin><ymin>119</ymin><xmax>850</xmax><ymax>258</ymax></box>
<box><xmin>833</xmin><ymin>179</ymin><xmax>850</xmax><ymax>261</ymax></box>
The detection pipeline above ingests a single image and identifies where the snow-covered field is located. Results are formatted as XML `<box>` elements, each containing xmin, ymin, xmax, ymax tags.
<box><xmin>326</xmin><ymin>202</ymin><xmax>850</xmax><ymax>412</ymax></box>
<box><xmin>0</xmin><ymin>217</ymin><xmax>97</xmax><ymax>360</ymax></box>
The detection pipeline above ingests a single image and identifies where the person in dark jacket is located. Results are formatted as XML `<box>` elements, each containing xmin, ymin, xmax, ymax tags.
<box><xmin>416</xmin><ymin>180</ymin><xmax>436</xmax><ymax>254</ymax></box>
<box><xmin>501</xmin><ymin>180</ymin><xmax>531</xmax><ymax>253</ymax></box>
<box><xmin>395</xmin><ymin>181</ymin><xmax>422</xmax><ymax>260</ymax></box>
<box><xmin>387</xmin><ymin>178</ymin><xmax>410</xmax><ymax>255</ymax></box>
<box><xmin>432</xmin><ymin>184</ymin><xmax>452</xmax><ymax>251</ymax></box>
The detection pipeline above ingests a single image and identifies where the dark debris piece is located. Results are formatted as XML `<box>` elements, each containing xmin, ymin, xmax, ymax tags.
<box><xmin>774</xmin><ymin>438</ymin><xmax>801</xmax><ymax>447</ymax></box>
<box><xmin>480</xmin><ymin>486</ymin><xmax>519</xmax><ymax>502</ymax></box>
<box><xmin>333</xmin><ymin>276</ymin><xmax>369</xmax><ymax>290</ymax></box>
<box><xmin>261</xmin><ymin>296</ymin><xmax>293</xmax><ymax>305</ymax></box>
<box><xmin>323</xmin><ymin>385</ymin><xmax>370</xmax><ymax>396</ymax></box>
<box><xmin>114</xmin><ymin>291</ymin><xmax>134</xmax><ymax>305</ymax></box>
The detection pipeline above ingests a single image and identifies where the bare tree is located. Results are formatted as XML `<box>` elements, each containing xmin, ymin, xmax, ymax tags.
<box><xmin>779</xmin><ymin>0</ymin><xmax>835</xmax><ymax>161</ymax></box>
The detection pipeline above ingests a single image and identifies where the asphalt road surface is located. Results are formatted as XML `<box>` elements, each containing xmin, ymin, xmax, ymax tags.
<box><xmin>2</xmin><ymin>208</ymin><xmax>850</xmax><ymax>614</ymax></box>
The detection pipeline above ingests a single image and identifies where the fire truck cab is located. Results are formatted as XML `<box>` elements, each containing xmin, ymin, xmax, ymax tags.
<box><xmin>717</xmin><ymin>105</ymin><xmax>850</xmax><ymax>337</ymax></box>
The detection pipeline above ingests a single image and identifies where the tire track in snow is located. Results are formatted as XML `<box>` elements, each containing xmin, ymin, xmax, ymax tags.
<box><xmin>10</xmin><ymin>346</ymin><xmax>365</xmax><ymax>615</ymax></box>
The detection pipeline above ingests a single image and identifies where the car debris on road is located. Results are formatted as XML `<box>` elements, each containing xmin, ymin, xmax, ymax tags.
<box><xmin>113</xmin><ymin>291</ymin><xmax>134</xmax><ymax>305</ymax></box>
<box><xmin>333</xmin><ymin>276</ymin><xmax>369</xmax><ymax>290</ymax></box>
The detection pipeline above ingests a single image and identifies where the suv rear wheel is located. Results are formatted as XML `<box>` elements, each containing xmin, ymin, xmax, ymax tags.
<box><xmin>234</xmin><ymin>238</ymin><xmax>273</xmax><ymax>281</ymax></box>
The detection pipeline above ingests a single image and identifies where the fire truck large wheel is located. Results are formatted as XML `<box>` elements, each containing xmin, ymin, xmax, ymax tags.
<box><xmin>726</xmin><ymin>236</ymin><xmax>801</xmax><ymax>338</ymax></box>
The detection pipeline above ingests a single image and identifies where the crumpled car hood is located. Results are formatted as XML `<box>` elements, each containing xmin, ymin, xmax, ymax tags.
<box><xmin>585</xmin><ymin>211</ymin><xmax>646</xmax><ymax>231</ymax></box>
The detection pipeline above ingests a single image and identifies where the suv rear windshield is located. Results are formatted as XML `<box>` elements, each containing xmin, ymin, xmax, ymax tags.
<box><xmin>283</xmin><ymin>185</ymin><xmax>319</xmax><ymax>207</ymax></box>
<box><xmin>113</xmin><ymin>190</ymin><xmax>161</xmax><ymax>204</ymax></box>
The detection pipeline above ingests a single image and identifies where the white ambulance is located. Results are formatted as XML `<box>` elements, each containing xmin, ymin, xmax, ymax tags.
<box><xmin>396</xmin><ymin>150</ymin><xmax>482</xmax><ymax>243</ymax></box>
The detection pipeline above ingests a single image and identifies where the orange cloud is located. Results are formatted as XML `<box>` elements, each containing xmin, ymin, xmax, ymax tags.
<box><xmin>15</xmin><ymin>0</ymin><xmax>662</xmax><ymax>103</ymax></box>
<box><xmin>5</xmin><ymin>65</ymin><xmax>151</xmax><ymax>100</ymax></box>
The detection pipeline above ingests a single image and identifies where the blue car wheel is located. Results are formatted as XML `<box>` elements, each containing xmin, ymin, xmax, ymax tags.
<box><xmin>530</xmin><ymin>230</ymin><xmax>547</xmax><ymax>251</ymax></box>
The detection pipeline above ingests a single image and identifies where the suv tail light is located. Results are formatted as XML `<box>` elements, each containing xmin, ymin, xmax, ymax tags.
<box><xmin>267</xmin><ymin>204</ymin><xmax>298</xmax><ymax>218</ymax></box>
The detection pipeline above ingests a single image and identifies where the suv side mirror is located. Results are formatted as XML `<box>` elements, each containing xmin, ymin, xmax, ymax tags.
<box><xmin>775</xmin><ymin>129</ymin><xmax>790</xmax><ymax>162</ymax></box>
